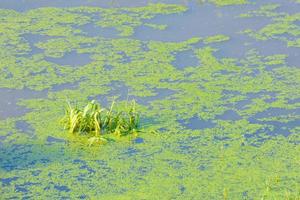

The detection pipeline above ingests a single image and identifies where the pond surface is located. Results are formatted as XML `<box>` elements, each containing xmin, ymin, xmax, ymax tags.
<box><xmin>0</xmin><ymin>0</ymin><xmax>300</xmax><ymax>199</ymax></box>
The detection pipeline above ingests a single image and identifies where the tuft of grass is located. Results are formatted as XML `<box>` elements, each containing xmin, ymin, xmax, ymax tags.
<box><xmin>61</xmin><ymin>100</ymin><xmax>140</xmax><ymax>145</ymax></box>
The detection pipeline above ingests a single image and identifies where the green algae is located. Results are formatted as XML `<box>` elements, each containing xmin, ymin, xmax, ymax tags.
<box><xmin>240</xmin><ymin>3</ymin><xmax>300</xmax><ymax>48</ymax></box>
<box><xmin>68</xmin><ymin>4</ymin><xmax>187</xmax><ymax>37</ymax></box>
<box><xmin>0</xmin><ymin>2</ymin><xmax>300</xmax><ymax>199</ymax></box>
<box><xmin>208</xmin><ymin>0</ymin><xmax>249</xmax><ymax>6</ymax></box>
<box><xmin>203</xmin><ymin>34</ymin><xmax>230</xmax><ymax>44</ymax></box>
<box><xmin>196</xmin><ymin>0</ymin><xmax>249</xmax><ymax>6</ymax></box>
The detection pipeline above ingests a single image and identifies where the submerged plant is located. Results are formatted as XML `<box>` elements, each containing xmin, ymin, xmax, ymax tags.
<box><xmin>61</xmin><ymin>100</ymin><xmax>140</xmax><ymax>145</ymax></box>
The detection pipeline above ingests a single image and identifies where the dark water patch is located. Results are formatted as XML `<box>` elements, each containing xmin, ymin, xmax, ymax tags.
<box><xmin>140</xmin><ymin>42</ymin><xmax>150</xmax><ymax>51</ymax></box>
<box><xmin>142</xmin><ymin>148</ymin><xmax>163</xmax><ymax>158</ymax></box>
<box><xmin>117</xmin><ymin>51</ymin><xmax>132</xmax><ymax>63</ymax></box>
<box><xmin>251</xmin><ymin>115</ymin><xmax>300</xmax><ymax>128</ymax></box>
<box><xmin>0</xmin><ymin>0</ymin><xmax>160</xmax><ymax>11</ymax></box>
<box><xmin>94</xmin><ymin>160</ymin><xmax>113</xmax><ymax>174</ymax></box>
<box><xmin>51</xmin><ymin>82</ymin><xmax>79</xmax><ymax>92</ymax></box>
<box><xmin>80</xmin><ymin>164</ymin><xmax>96</xmax><ymax>174</ymax></box>
<box><xmin>134</xmin><ymin>88</ymin><xmax>176</xmax><ymax>105</ymax></box>
<box><xmin>198</xmin><ymin>165</ymin><xmax>206</xmax><ymax>171</ymax></box>
<box><xmin>214</xmin><ymin>135</ymin><xmax>231</xmax><ymax>141</ymax></box>
<box><xmin>222</xmin><ymin>90</ymin><xmax>241</xmax><ymax>96</ymax></box>
<box><xmin>78</xmin><ymin>194</ymin><xmax>88</xmax><ymax>199</ymax></box>
<box><xmin>0</xmin><ymin>132</ymin><xmax>13</xmax><ymax>143</ymax></box>
<box><xmin>15</xmin><ymin>182</ymin><xmax>39</xmax><ymax>194</ymax></box>
<box><xmin>286</xmin><ymin>47</ymin><xmax>300</xmax><ymax>67</ymax></box>
<box><xmin>248</xmin><ymin>108</ymin><xmax>300</xmax><ymax>136</ymax></box>
<box><xmin>15</xmin><ymin>120</ymin><xmax>35</xmax><ymax>137</ymax></box>
<box><xmin>0</xmin><ymin>177</ymin><xmax>19</xmax><ymax>186</ymax></box>
<box><xmin>263</xmin><ymin>120</ymin><xmax>298</xmax><ymax>133</ymax></box>
<box><xmin>179</xmin><ymin>185</ymin><xmax>186</xmax><ymax>193</ymax></box>
<box><xmin>211</xmin><ymin>34</ymin><xmax>249</xmax><ymax>59</ymax></box>
<box><xmin>15</xmin><ymin>185</ymin><xmax>28</xmax><ymax>193</ymax></box>
<box><xmin>134</xmin><ymin>137</ymin><xmax>144</xmax><ymax>144</ymax></box>
<box><xmin>91</xmin><ymin>81</ymin><xmax>175</xmax><ymax>106</ymax></box>
<box><xmin>134</xmin><ymin>2</ymin><xmax>268</xmax><ymax>42</ymax></box>
<box><xmin>244</xmin><ymin>126</ymin><xmax>272</xmax><ymax>141</ymax></box>
<box><xmin>78</xmin><ymin>42</ymin><xmax>97</xmax><ymax>49</ymax></box>
<box><xmin>0</xmin><ymin>144</ymin><xmax>33</xmax><ymax>171</ymax></box>
<box><xmin>22</xmin><ymin>33</ymin><xmax>56</xmax><ymax>55</ymax></box>
<box><xmin>252</xmin><ymin>39</ymin><xmax>293</xmax><ymax>56</ymax></box>
<box><xmin>73</xmin><ymin>159</ymin><xmax>95</xmax><ymax>174</ymax></box>
<box><xmin>264</xmin><ymin>96</ymin><xmax>277</xmax><ymax>103</ymax></box>
<box><xmin>172</xmin><ymin>49</ymin><xmax>199</xmax><ymax>69</ymax></box>
<box><xmin>179</xmin><ymin>116</ymin><xmax>216</xmax><ymax>130</ymax></box>
<box><xmin>103</xmin><ymin>64</ymin><xmax>114</xmax><ymax>71</ymax></box>
<box><xmin>234</xmin><ymin>92</ymin><xmax>277</xmax><ymax>110</ymax></box>
<box><xmin>90</xmin><ymin>81</ymin><xmax>129</xmax><ymax>107</ymax></box>
<box><xmin>276</xmin><ymin>0</ymin><xmax>300</xmax><ymax>15</ymax></box>
<box><xmin>164</xmin><ymin>159</ymin><xmax>184</xmax><ymax>169</ymax></box>
<box><xmin>216</xmin><ymin>110</ymin><xmax>242</xmax><ymax>120</ymax></box>
<box><xmin>46</xmin><ymin>136</ymin><xmax>66</xmax><ymax>144</ymax></box>
<box><xmin>234</xmin><ymin>98</ymin><xmax>250</xmax><ymax>110</ymax></box>
<box><xmin>0</xmin><ymin>88</ymin><xmax>48</xmax><ymax>120</ymax></box>
<box><xmin>253</xmin><ymin>107</ymin><xmax>300</xmax><ymax>119</ymax></box>
<box><xmin>288</xmin><ymin>98</ymin><xmax>300</xmax><ymax>104</ymax></box>
<box><xmin>78</xmin><ymin>23</ymin><xmax>119</xmax><ymax>38</ymax></box>
<box><xmin>275</xmin><ymin>33</ymin><xmax>299</xmax><ymax>41</ymax></box>
<box><xmin>245</xmin><ymin>38</ymin><xmax>300</xmax><ymax>67</ymax></box>
<box><xmin>54</xmin><ymin>185</ymin><xmax>71</xmax><ymax>192</ymax></box>
<box><xmin>45</xmin><ymin>51</ymin><xmax>92</xmax><ymax>67</ymax></box>
<box><xmin>31</xmin><ymin>170</ymin><xmax>42</xmax><ymax>176</ymax></box>
<box><xmin>137</xmin><ymin>166</ymin><xmax>152</xmax><ymax>176</ymax></box>
<box><xmin>177</xmin><ymin>144</ymin><xmax>197</xmax><ymax>155</ymax></box>
<box><xmin>265</xmin><ymin>64</ymin><xmax>282</xmax><ymax>71</ymax></box>
<box><xmin>73</xmin><ymin>159</ymin><xmax>85</xmax><ymax>164</ymax></box>
<box><xmin>123</xmin><ymin>147</ymin><xmax>138</xmax><ymax>157</ymax></box>
<box><xmin>249</xmin><ymin>121</ymin><xmax>292</xmax><ymax>137</ymax></box>
<box><xmin>0</xmin><ymin>143</ymin><xmax>71</xmax><ymax>171</ymax></box>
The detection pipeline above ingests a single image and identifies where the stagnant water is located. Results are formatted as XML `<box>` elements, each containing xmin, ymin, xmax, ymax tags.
<box><xmin>0</xmin><ymin>0</ymin><xmax>299</xmax><ymax>199</ymax></box>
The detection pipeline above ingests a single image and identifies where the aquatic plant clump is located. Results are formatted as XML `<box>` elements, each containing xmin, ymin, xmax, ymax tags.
<box><xmin>61</xmin><ymin>100</ymin><xmax>140</xmax><ymax>144</ymax></box>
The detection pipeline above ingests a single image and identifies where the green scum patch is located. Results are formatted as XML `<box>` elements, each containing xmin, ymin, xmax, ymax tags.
<box><xmin>0</xmin><ymin>2</ymin><xmax>300</xmax><ymax>199</ymax></box>
<box><xmin>240</xmin><ymin>3</ymin><xmax>300</xmax><ymax>48</ymax></box>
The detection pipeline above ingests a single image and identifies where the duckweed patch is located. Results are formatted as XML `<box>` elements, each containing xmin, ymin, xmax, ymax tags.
<box><xmin>196</xmin><ymin>0</ymin><xmax>249</xmax><ymax>6</ymax></box>
<box><xmin>203</xmin><ymin>34</ymin><xmax>230</xmax><ymax>44</ymax></box>
<box><xmin>240</xmin><ymin>3</ymin><xmax>300</xmax><ymax>48</ymax></box>
<box><xmin>0</xmin><ymin>2</ymin><xmax>300</xmax><ymax>199</ymax></box>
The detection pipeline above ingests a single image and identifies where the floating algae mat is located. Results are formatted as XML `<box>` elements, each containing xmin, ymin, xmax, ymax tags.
<box><xmin>0</xmin><ymin>0</ymin><xmax>300</xmax><ymax>199</ymax></box>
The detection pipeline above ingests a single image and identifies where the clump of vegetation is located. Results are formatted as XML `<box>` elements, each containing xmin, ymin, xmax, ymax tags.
<box><xmin>61</xmin><ymin>100</ymin><xmax>140</xmax><ymax>146</ymax></box>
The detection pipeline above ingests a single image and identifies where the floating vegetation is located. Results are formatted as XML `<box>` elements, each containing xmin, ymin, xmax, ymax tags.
<box><xmin>203</xmin><ymin>34</ymin><xmax>230</xmax><ymax>44</ymax></box>
<box><xmin>207</xmin><ymin>0</ymin><xmax>248</xmax><ymax>6</ymax></box>
<box><xmin>240</xmin><ymin>3</ymin><xmax>300</xmax><ymax>47</ymax></box>
<box><xmin>61</xmin><ymin>100</ymin><xmax>140</xmax><ymax>145</ymax></box>
<box><xmin>196</xmin><ymin>0</ymin><xmax>249</xmax><ymax>6</ymax></box>
<box><xmin>0</xmin><ymin>2</ymin><xmax>300</xmax><ymax>199</ymax></box>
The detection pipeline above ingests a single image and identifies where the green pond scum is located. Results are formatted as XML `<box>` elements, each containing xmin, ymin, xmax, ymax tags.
<box><xmin>0</xmin><ymin>1</ymin><xmax>300</xmax><ymax>199</ymax></box>
<box><xmin>240</xmin><ymin>3</ymin><xmax>300</xmax><ymax>47</ymax></box>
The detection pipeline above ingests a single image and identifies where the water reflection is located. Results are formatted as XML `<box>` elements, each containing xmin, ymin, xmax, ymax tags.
<box><xmin>45</xmin><ymin>51</ymin><xmax>92</xmax><ymax>67</ymax></box>
<box><xmin>0</xmin><ymin>88</ymin><xmax>47</xmax><ymax>120</ymax></box>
